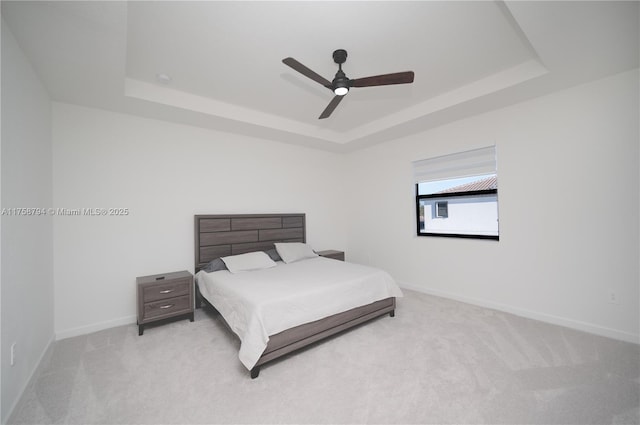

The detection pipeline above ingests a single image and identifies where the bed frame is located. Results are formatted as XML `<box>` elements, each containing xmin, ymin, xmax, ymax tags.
<box><xmin>194</xmin><ymin>213</ymin><xmax>396</xmax><ymax>378</ymax></box>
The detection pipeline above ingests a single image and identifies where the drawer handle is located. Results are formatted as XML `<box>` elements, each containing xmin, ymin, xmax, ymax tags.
<box><xmin>159</xmin><ymin>289</ymin><xmax>174</xmax><ymax>294</ymax></box>
<box><xmin>159</xmin><ymin>304</ymin><xmax>174</xmax><ymax>309</ymax></box>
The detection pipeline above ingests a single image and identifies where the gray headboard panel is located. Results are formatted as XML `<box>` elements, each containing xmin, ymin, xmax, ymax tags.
<box><xmin>194</xmin><ymin>213</ymin><xmax>306</xmax><ymax>271</ymax></box>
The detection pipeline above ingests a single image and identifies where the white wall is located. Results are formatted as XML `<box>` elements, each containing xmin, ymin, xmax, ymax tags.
<box><xmin>345</xmin><ymin>69</ymin><xmax>639</xmax><ymax>343</ymax></box>
<box><xmin>1</xmin><ymin>22</ymin><xmax>54</xmax><ymax>424</ymax></box>
<box><xmin>52</xmin><ymin>103</ymin><xmax>347</xmax><ymax>338</ymax></box>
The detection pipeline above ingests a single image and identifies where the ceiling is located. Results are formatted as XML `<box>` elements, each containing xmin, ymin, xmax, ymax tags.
<box><xmin>2</xmin><ymin>1</ymin><xmax>638</xmax><ymax>152</ymax></box>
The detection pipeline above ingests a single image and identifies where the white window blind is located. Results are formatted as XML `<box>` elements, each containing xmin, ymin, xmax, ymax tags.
<box><xmin>413</xmin><ymin>145</ymin><xmax>496</xmax><ymax>184</ymax></box>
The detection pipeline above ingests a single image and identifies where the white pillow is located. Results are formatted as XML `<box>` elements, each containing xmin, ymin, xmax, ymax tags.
<box><xmin>274</xmin><ymin>242</ymin><xmax>318</xmax><ymax>264</ymax></box>
<box><xmin>221</xmin><ymin>251</ymin><xmax>277</xmax><ymax>274</ymax></box>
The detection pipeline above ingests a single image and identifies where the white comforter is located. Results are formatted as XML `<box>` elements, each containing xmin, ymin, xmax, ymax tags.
<box><xmin>195</xmin><ymin>256</ymin><xmax>403</xmax><ymax>370</ymax></box>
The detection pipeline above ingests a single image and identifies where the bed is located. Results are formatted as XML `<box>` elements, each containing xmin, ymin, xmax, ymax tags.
<box><xmin>194</xmin><ymin>213</ymin><xmax>402</xmax><ymax>378</ymax></box>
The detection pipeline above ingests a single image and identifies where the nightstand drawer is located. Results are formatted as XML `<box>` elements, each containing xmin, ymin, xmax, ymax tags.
<box><xmin>143</xmin><ymin>279</ymin><xmax>191</xmax><ymax>302</ymax></box>
<box><xmin>143</xmin><ymin>295</ymin><xmax>191</xmax><ymax>320</ymax></box>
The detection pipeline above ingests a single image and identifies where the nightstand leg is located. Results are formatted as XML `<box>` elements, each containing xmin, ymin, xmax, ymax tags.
<box><xmin>138</xmin><ymin>324</ymin><xmax>144</xmax><ymax>336</ymax></box>
<box><xmin>189</xmin><ymin>312</ymin><xmax>194</xmax><ymax>322</ymax></box>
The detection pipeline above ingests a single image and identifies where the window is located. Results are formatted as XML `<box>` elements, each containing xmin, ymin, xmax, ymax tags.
<box><xmin>435</xmin><ymin>201</ymin><xmax>448</xmax><ymax>218</ymax></box>
<box><xmin>413</xmin><ymin>146</ymin><xmax>499</xmax><ymax>240</ymax></box>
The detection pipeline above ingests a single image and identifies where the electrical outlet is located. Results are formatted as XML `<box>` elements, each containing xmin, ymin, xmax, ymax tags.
<box><xmin>10</xmin><ymin>342</ymin><xmax>16</xmax><ymax>366</ymax></box>
<box><xmin>609</xmin><ymin>291</ymin><xmax>620</xmax><ymax>304</ymax></box>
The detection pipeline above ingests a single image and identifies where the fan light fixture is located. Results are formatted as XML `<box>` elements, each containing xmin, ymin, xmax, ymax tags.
<box><xmin>334</xmin><ymin>84</ymin><xmax>349</xmax><ymax>96</ymax></box>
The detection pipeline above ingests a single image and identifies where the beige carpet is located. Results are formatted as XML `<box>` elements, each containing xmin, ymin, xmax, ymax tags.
<box><xmin>8</xmin><ymin>290</ymin><xmax>640</xmax><ymax>424</ymax></box>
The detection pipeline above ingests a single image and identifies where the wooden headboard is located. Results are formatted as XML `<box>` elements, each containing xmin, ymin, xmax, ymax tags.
<box><xmin>194</xmin><ymin>213</ymin><xmax>306</xmax><ymax>272</ymax></box>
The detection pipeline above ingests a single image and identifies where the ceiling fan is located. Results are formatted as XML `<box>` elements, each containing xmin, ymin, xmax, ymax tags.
<box><xmin>282</xmin><ymin>49</ymin><xmax>415</xmax><ymax>119</ymax></box>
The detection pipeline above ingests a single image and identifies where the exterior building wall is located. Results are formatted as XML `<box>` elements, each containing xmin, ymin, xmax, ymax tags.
<box><xmin>421</xmin><ymin>194</ymin><xmax>498</xmax><ymax>236</ymax></box>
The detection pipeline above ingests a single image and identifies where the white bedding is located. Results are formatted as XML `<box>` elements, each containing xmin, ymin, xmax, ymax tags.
<box><xmin>195</xmin><ymin>256</ymin><xmax>403</xmax><ymax>370</ymax></box>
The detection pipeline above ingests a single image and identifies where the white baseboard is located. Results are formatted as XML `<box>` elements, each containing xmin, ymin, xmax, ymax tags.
<box><xmin>4</xmin><ymin>334</ymin><xmax>55</xmax><ymax>425</ymax></box>
<box><xmin>55</xmin><ymin>314</ymin><xmax>136</xmax><ymax>340</ymax></box>
<box><xmin>399</xmin><ymin>281</ymin><xmax>640</xmax><ymax>345</ymax></box>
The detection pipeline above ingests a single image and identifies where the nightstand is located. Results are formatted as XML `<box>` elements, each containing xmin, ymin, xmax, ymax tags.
<box><xmin>316</xmin><ymin>250</ymin><xmax>345</xmax><ymax>261</ymax></box>
<box><xmin>136</xmin><ymin>270</ymin><xmax>194</xmax><ymax>335</ymax></box>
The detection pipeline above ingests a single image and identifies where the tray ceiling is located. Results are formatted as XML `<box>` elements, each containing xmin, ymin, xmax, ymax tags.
<box><xmin>2</xmin><ymin>1</ymin><xmax>638</xmax><ymax>151</ymax></box>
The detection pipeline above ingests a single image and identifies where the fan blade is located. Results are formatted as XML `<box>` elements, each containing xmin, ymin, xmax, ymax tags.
<box><xmin>283</xmin><ymin>57</ymin><xmax>332</xmax><ymax>88</ymax></box>
<box><xmin>319</xmin><ymin>95</ymin><xmax>344</xmax><ymax>119</ymax></box>
<box><xmin>351</xmin><ymin>71</ymin><xmax>415</xmax><ymax>88</ymax></box>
